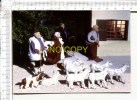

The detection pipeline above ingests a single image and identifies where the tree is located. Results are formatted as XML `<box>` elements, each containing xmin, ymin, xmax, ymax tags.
<box><xmin>12</xmin><ymin>11</ymin><xmax>56</xmax><ymax>44</ymax></box>
<box><xmin>12</xmin><ymin>11</ymin><xmax>56</xmax><ymax>64</ymax></box>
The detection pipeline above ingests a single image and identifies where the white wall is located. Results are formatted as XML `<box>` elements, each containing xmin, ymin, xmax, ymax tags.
<box><xmin>130</xmin><ymin>13</ymin><xmax>137</xmax><ymax>96</ymax></box>
<box><xmin>92</xmin><ymin>10</ymin><xmax>130</xmax><ymax>41</ymax></box>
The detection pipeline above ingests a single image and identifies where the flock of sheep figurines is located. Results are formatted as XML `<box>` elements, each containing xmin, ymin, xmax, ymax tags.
<box><xmin>19</xmin><ymin>52</ymin><xmax>130</xmax><ymax>90</ymax></box>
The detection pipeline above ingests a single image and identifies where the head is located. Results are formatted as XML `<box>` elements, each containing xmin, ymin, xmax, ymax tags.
<box><xmin>54</xmin><ymin>32</ymin><xmax>61</xmax><ymax>38</ymax></box>
<box><xmin>34</xmin><ymin>31</ymin><xmax>41</xmax><ymax>38</ymax></box>
<box><xmin>122</xmin><ymin>64</ymin><xmax>130</xmax><ymax>69</ymax></box>
<box><xmin>106</xmin><ymin>61</ymin><xmax>113</xmax><ymax>67</ymax></box>
<box><xmin>60</xmin><ymin>23</ymin><xmax>65</xmax><ymax>29</ymax></box>
<box><xmin>36</xmin><ymin>72</ymin><xmax>45</xmax><ymax>81</ymax></box>
<box><xmin>92</xmin><ymin>25</ymin><xmax>99</xmax><ymax>32</ymax></box>
<box><xmin>33</xmin><ymin>28</ymin><xmax>41</xmax><ymax>38</ymax></box>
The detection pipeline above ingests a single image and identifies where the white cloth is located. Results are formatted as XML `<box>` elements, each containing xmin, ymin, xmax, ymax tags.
<box><xmin>87</xmin><ymin>30</ymin><xmax>99</xmax><ymax>43</ymax></box>
<box><xmin>28</xmin><ymin>36</ymin><xmax>44</xmax><ymax>61</ymax></box>
<box><xmin>54</xmin><ymin>32</ymin><xmax>61</xmax><ymax>38</ymax></box>
<box><xmin>60</xmin><ymin>45</ymin><xmax>65</xmax><ymax>59</ymax></box>
<box><xmin>58</xmin><ymin>37</ymin><xmax>65</xmax><ymax>60</ymax></box>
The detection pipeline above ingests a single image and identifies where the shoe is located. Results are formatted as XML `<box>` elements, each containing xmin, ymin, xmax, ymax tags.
<box><xmin>44</xmin><ymin>58</ymin><xmax>46</xmax><ymax>61</ymax></box>
<box><xmin>94</xmin><ymin>57</ymin><xmax>103</xmax><ymax>62</ymax></box>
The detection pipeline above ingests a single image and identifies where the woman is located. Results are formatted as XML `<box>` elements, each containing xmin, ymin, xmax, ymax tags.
<box><xmin>46</xmin><ymin>32</ymin><xmax>65</xmax><ymax>64</ymax></box>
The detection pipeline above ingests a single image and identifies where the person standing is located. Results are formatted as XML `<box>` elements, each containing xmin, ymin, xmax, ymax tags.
<box><xmin>55</xmin><ymin>22</ymin><xmax>70</xmax><ymax>46</ymax></box>
<box><xmin>28</xmin><ymin>29</ymin><xmax>45</xmax><ymax>74</ymax></box>
<box><xmin>87</xmin><ymin>25</ymin><xmax>103</xmax><ymax>62</ymax></box>
<box><xmin>46</xmin><ymin>32</ymin><xmax>65</xmax><ymax>64</ymax></box>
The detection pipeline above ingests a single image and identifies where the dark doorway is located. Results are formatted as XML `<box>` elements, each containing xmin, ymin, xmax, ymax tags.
<box><xmin>97</xmin><ymin>19</ymin><xmax>129</xmax><ymax>41</ymax></box>
<box><xmin>51</xmin><ymin>11</ymin><xmax>92</xmax><ymax>46</ymax></box>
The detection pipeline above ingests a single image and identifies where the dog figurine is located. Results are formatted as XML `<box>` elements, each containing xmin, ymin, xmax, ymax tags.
<box><xmin>20</xmin><ymin>72</ymin><xmax>44</xmax><ymax>89</ymax></box>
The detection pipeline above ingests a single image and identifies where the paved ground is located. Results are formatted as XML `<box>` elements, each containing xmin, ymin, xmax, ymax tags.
<box><xmin>13</xmin><ymin>41</ymin><xmax>131</xmax><ymax>93</ymax></box>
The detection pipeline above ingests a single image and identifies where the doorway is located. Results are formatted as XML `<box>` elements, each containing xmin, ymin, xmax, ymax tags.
<box><xmin>51</xmin><ymin>11</ymin><xmax>92</xmax><ymax>45</ymax></box>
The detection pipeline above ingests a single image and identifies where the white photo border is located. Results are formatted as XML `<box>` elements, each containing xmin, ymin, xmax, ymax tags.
<box><xmin>1</xmin><ymin>0</ymin><xmax>137</xmax><ymax>100</ymax></box>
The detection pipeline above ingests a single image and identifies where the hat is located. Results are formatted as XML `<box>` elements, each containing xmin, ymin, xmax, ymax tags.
<box><xmin>54</xmin><ymin>32</ymin><xmax>61</xmax><ymax>38</ymax></box>
<box><xmin>92</xmin><ymin>25</ymin><xmax>99</xmax><ymax>30</ymax></box>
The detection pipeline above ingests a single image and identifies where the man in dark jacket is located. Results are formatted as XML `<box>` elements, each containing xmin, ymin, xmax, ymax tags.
<box><xmin>55</xmin><ymin>23</ymin><xmax>70</xmax><ymax>47</ymax></box>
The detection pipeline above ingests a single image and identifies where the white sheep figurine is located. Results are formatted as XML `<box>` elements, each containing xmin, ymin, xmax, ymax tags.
<box><xmin>92</xmin><ymin>61</ymin><xmax>113</xmax><ymax>72</ymax></box>
<box><xmin>107</xmin><ymin>64</ymin><xmax>130</xmax><ymax>84</ymax></box>
<box><xmin>64</xmin><ymin>59</ymin><xmax>87</xmax><ymax>75</ymax></box>
<box><xmin>63</xmin><ymin>57</ymin><xmax>77</xmax><ymax>65</ymax></box>
<box><xmin>66</xmin><ymin>67</ymin><xmax>91</xmax><ymax>90</ymax></box>
<box><xmin>88</xmin><ymin>67</ymin><xmax>109</xmax><ymax>89</ymax></box>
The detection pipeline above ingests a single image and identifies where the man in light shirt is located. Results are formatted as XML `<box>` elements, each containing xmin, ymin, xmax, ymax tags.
<box><xmin>28</xmin><ymin>29</ymin><xmax>45</xmax><ymax>74</ymax></box>
<box><xmin>87</xmin><ymin>25</ymin><xmax>103</xmax><ymax>62</ymax></box>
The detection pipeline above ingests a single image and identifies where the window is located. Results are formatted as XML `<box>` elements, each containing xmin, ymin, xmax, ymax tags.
<box><xmin>97</xmin><ymin>20</ymin><xmax>128</xmax><ymax>41</ymax></box>
<box><xmin>106</xmin><ymin>20</ymin><xmax>127</xmax><ymax>39</ymax></box>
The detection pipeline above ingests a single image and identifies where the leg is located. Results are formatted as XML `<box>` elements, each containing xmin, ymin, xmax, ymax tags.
<box><xmin>118</xmin><ymin>76</ymin><xmax>125</xmax><ymax>84</ymax></box>
<box><xmin>34</xmin><ymin>61</ymin><xmax>39</xmax><ymax>74</ymax></box>
<box><xmin>35</xmin><ymin>61</ymin><xmax>42</xmax><ymax>73</ymax></box>
<box><xmin>102</xmin><ymin>80</ymin><xmax>108</xmax><ymax>89</ymax></box>
<box><xmin>69</xmin><ymin>82</ymin><xmax>74</xmax><ymax>90</ymax></box>
<box><xmin>110</xmin><ymin>75</ymin><xmax>114</xmax><ymax>84</ymax></box>
<box><xmin>30</xmin><ymin>61</ymin><xmax>36</xmax><ymax>75</ymax></box>
<box><xmin>97</xmin><ymin>80</ymin><xmax>103</xmax><ymax>88</ymax></box>
<box><xmin>76</xmin><ymin>82</ymin><xmax>80</xmax><ymax>86</ymax></box>
<box><xmin>88</xmin><ymin>43</ymin><xmax>97</xmax><ymax>60</ymax></box>
<box><xmin>115</xmin><ymin>75</ymin><xmax>119</xmax><ymax>81</ymax></box>
<box><xmin>66</xmin><ymin>71</ymin><xmax>69</xmax><ymax>75</ymax></box>
<box><xmin>81</xmin><ymin>80</ymin><xmax>86</xmax><ymax>89</ymax></box>
<box><xmin>66</xmin><ymin>81</ymin><xmax>69</xmax><ymax>87</ymax></box>
<box><xmin>20</xmin><ymin>85</ymin><xmax>24</xmax><ymax>89</ymax></box>
<box><xmin>20</xmin><ymin>78</ymin><xmax>26</xmax><ymax>89</ymax></box>
<box><xmin>91</xmin><ymin>80</ymin><xmax>96</xmax><ymax>89</ymax></box>
<box><xmin>34</xmin><ymin>67</ymin><xmax>39</xmax><ymax>75</ymax></box>
<box><xmin>40</xmin><ymin>67</ymin><xmax>44</xmax><ymax>72</ymax></box>
<box><xmin>88</xmin><ymin>80</ymin><xmax>91</xmax><ymax>89</ymax></box>
<box><xmin>26</xmin><ymin>82</ymin><xmax>30</xmax><ymax>89</ymax></box>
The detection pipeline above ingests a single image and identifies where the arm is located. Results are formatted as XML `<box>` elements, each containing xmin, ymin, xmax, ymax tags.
<box><xmin>88</xmin><ymin>32</ymin><xmax>96</xmax><ymax>43</ymax></box>
<box><xmin>96</xmin><ymin>32</ymin><xmax>100</xmax><ymax>46</ymax></box>
<box><xmin>41</xmin><ymin>37</ymin><xmax>46</xmax><ymax>50</ymax></box>
<box><xmin>30</xmin><ymin>41</ymin><xmax>39</xmax><ymax>54</ymax></box>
